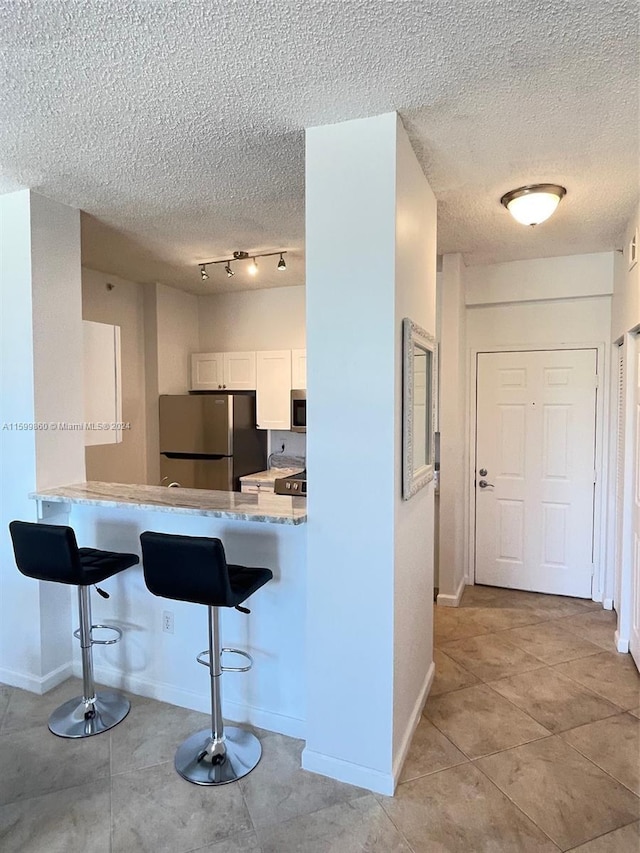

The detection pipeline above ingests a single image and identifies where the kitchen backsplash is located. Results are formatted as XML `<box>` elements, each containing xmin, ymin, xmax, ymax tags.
<box><xmin>269</xmin><ymin>429</ymin><xmax>306</xmax><ymax>465</ymax></box>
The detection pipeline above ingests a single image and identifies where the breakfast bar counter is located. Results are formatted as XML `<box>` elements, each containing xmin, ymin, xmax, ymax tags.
<box><xmin>29</xmin><ymin>480</ymin><xmax>307</xmax><ymax>739</ymax></box>
<box><xmin>30</xmin><ymin>480</ymin><xmax>307</xmax><ymax>525</ymax></box>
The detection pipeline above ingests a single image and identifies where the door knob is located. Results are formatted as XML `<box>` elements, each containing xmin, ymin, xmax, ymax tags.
<box><xmin>478</xmin><ymin>479</ymin><xmax>494</xmax><ymax>489</ymax></box>
<box><xmin>479</xmin><ymin>468</ymin><xmax>487</xmax><ymax>477</ymax></box>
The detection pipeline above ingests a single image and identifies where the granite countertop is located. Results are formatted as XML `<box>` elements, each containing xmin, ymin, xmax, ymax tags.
<box><xmin>30</xmin><ymin>481</ymin><xmax>307</xmax><ymax>525</ymax></box>
<box><xmin>239</xmin><ymin>467</ymin><xmax>304</xmax><ymax>484</ymax></box>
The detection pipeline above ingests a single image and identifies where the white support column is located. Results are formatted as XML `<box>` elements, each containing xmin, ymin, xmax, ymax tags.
<box><xmin>304</xmin><ymin>113</ymin><xmax>436</xmax><ymax>794</ymax></box>
<box><xmin>0</xmin><ymin>189</ymin><xmax>85</xmax><ymax>691</ymax></box>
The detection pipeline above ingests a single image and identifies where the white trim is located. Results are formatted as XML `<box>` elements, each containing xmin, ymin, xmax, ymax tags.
<box><xmin>615</xmin><ymin>629</ymin><xmax>630</xmax><ymax>654</ymax></box>
<box><xmin>301</xmin><ymin>749</ymin><xmax>395</xmax><ymax>796</ymax></box>
<box><xmin>466</xmin><ymin>342</ymin><xmax>609</xmax><ymax>601</ymax></box>
<box><xmin>392</xmin><ymin>661</ymin><xmax>435</xmax><ymax>788</ymax></box>
<box><xmin>88</xmin><ymin>663</ymin><xmax>305</xmax><ymax>739</ymax></box>
<box><xmin>0</xmin><ymin>661</ymin><xmax>73</xmax><ymax>695</ymax></box>
<box><xmin>602</xmin><ymin>598</ymin><xmax>614</xmax><ymax>611</ymax></box>
<box><xmin>437</xmin><ymin>577</ymin><xmax>466</xmax><ymax>608</ymax></box>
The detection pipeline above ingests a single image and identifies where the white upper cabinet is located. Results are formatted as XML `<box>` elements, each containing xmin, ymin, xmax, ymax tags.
<box><xmin>256</xmin><ymin>350</ymin><xmax>292</xmax><ymax>430</ymax></box>
<box><xmin>191</xmin><ymin>352</ymin><xmax>256</xmax><ymax>391</ymax></box>
<box><xmin>83</xmin><ymin>320</ymin><xmax>122</xmax><ymax>446</ymax></box>
<box><xmin>291</xmin><ymin>348</ymin><xmax>307</xmax><ymax>390</ymax></box>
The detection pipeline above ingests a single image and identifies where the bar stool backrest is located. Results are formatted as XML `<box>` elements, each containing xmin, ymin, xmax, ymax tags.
<box><xmin>9</xmin><ymin>520</ymin><xmax>82</xmax><ymax>584</ymax></box>
<box><xmin>140</xmin><ymin>531</ymin><xmax>235</xmax><ymax>607</ymax></box>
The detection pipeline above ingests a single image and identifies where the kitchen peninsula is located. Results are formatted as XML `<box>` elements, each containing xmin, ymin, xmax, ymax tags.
<box><xmin>30</xmin><ymin>481</ymin><xmax>308</xmax><ymax>738</ymax></box>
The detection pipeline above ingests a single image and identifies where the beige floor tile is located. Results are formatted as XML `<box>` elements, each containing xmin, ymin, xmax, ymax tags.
<box><xmin>239</xmin><ymin>733</ymin><xmax>366</xmax><ymax>829</ymax></box>
<box><xmin>503</xmin><ymin>621</ymin><xmax>603</xmax><ymax>665</ymax></box>
<box><xmin>0</xmin><ymin>777</ymin><xmax>111</xmax><ymax>853</ymax></box>
<box><xmin>434</xmin><ymin>605</ymin><xmax>492</xmax><ymax>645</ymax></box>
<box><xmin>0</xmin><ymin>678</ymin><xmax>84</xmax><ymax>735</ymax></box>
<box><xmin>561</xmin><ymin>713</ymin><xmax>640</xmax><ymax>795</ymax></box>
<box><xmin>110</xmin><ymin>695</ymin><xmax>210</xmax><ymax>775</ymax></box>
<box><xmin>0</xmin><ymin>686</ymin><xmax>12</xmax><ymax>729</ymax></box>
<box><xmin>378</xmin><ymin>763</ymin><xmax>560</xmax><ymax>852</ymax></box>
<box><xmin>111</xmin><ymin>760</ymin><xmax>252</xmax><ymax>853</ymax></box>
<box><xmin>631</xmin><ymin>707</ymin><xmax>640</xmax><ymax>719</ymax></box>
<box><xmin>556</xmin><ymin>610</ymin><xmax>619</xmax><ymax>652</ymax></box>
<box><xmin>431</xmin><ymin>649</ymin><xmax>480</xmax><ymax>696</ymax></box>
<box><xmin>476</xmin><ymin>736</ymin><xmax>640</xmax><ymax>851</ymax></box>
<box><xmin>399</xmin><ymin>716</ymin><xmax>467</xmax><ymax>783</ymax></box>
<box><xmin>567</xmin><ymin>821</ymin><xmax>640</xmax><ymax>852</ymax></box>
<box><xmin>424</xmin><ymin>683</ymin><xmax>549</xmax><ymax>759</ymax></box>
<box><xmin>554</xmin><ymin>652</ymin><xmax>640</xmax><ymax>710</ymax></box>
<box><xmin>194</xmin><ymin>831</ymin><xmax>262</xmax><ymax>853</ymax></box>
<box><xmin>258</xmin><ymin>795</ymin><xmax>412</xmax><ymax>853</ymax></box>
<box><xmin>440</xmin><ymin>632</ymin><xmax>546</xmax><ymax>681</ymax></box>
<box><xmin>0</xmin><ymin>723</ymin><xmax>110</xmax><ymax>806</ymax></box>
<box><xmin>488</xmin><ymin>667</ymin><xmax>621</xmax><ymax>733</ymax></box>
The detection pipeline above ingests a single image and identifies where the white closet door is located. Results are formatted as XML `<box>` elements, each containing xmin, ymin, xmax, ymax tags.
<box><xmin>630</xmin><ymin>335</ymin><xmax>640</xmax><ymax>668</ymax></box>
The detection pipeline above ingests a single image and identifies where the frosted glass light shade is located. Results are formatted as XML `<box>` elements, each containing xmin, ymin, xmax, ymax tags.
<box><xmin>501</xmin><ymin>184</ymin><xmax>566</xmax><ymax>226</ymax></box>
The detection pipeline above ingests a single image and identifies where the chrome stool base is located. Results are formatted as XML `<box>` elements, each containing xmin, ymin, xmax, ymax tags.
<box><xmin>48</xmin><ymin>690</ymin><xmax>130</xmax><ymax>738</ymax></box>
<box><xmin>175</xmin><ymin>725</ymin><xmax>262</xmax><ymax>785</ymax></box>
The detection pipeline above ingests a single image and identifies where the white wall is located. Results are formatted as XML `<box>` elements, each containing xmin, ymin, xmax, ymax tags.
<box><xmin>437</xmin><ymin>254</ymin><xmax>466</xmax><ymax>604</ymax></box>
<box><xmin>612</xmin><ymin>201</ymin><xmax>639</xmax><ymax>341</ymax></box>
<box><xmin>465</xmin><ymin>252</ymin><xmax>614</xmax><ymax>306</ymax></box>
<box><xmin>463</xmin><ymin>258</ymin><xmax>613</xmax><ymax>600</ymax></box>
<box><xmin>304</xmin><ymin>112</ymin><xmax>435</xmax><ymax>794</ymax></box>
<box><xmin>0</xmin><ymin>190</ymin><xmax>84</xmax><ymax>689</ymax></box>
<box><xmin>82</xmin><ymin>268</ymin><xmax>147</xmax><ymax>484</ymax></box>
<box><xmin>156</xmin><ymin>282</ymin><xmax>199</xmax><ymax>394</ymax></box>
<box><xmin>198</xmin><ymin>285</ymin><xmax>305</xmax><ymax>352</ymax></box>
<box><xmin>392</xmin><ymin>119</ymin><xmax>437</xmax><ymax>771</ymax></box>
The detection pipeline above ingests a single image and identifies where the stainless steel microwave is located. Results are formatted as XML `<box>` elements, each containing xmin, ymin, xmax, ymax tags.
<box><xmin>291</xmin><ymin>389</ymin><xmax>306</xmax><ymax>433</ymax></box>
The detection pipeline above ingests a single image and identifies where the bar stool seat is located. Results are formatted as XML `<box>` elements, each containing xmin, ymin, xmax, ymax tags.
<box><xmin>140</xmin><ymin>531</ymin><xmax>273</xmax><ymax>785</ymax></box>
<box><xmin>9</xmin><ymin>520</ymin><xmax>139</xmax><ymax>738</ymax></box>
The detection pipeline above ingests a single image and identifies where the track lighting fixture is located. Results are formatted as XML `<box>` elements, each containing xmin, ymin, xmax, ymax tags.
<box><xmin>197</xmin><ymin>250</ymin><xmax>288</xmax><ymax>280</ymax></box>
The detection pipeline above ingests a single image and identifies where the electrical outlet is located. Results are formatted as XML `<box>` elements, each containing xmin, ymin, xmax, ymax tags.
<box><xmin>162</xmin><ymin>610</ymin><xmax>174</xmax><ymax>634</ymax></box>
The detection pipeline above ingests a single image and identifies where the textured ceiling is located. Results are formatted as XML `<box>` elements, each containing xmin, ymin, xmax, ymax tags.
<box><xmin>0</xmin><ymin>0</ymin><xmax>638</xmax><ymax>294</ymax></box>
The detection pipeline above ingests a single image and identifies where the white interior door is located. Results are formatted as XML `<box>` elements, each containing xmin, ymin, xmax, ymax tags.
<box><xmin>475</xmin><ymin>349</ymin><xmax>598</xmax><ymax>597</ymax></box>
<box><xmin>630</xmin><ymin>335</ymin><xmax>640</xmax><ymax>667</ymax></box>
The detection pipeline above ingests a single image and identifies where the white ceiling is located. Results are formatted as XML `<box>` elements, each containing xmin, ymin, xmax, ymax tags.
<box><xmin>1</xmin><ymin>1</ymin><xmax>638</xmax><ymax>294</ymax></box>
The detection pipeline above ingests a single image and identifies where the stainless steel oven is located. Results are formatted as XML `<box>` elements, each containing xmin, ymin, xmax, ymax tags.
<box><xmin>291</xmin><ymin>389</ymin><xmax>306</xmax><ymax>433</ymax></box>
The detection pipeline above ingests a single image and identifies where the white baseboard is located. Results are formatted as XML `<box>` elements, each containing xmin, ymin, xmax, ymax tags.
<box><xmin>392</xmin><ymin>660</ymin><xmax>435</xmax><ymax>790</ymax></box>
<box><xmin>602</xmin><ymin>598</ymin><xmax>613</xmax><ymax>611</ymax></box>
<box><xmin>615</xmin><ymin>630</ymin><xmax>630</xmax><ymax>654</ymax></box>
<box><xmin>437</xmin><ymin>576</ymin><xmax>466</xmax><ymax>608</ymax></box>
<box><xmin>89</xmin><ymin>663</ymin><xmax>305</xmax><ymax>739</ymax></box>
<box><xmin>0</xmin><ymin>661</ymin><xmax>73</xmax><ymax>695</ymax></box>
<box><xmin>301</xmin><ymin>748</ymin><xmax>395</xmax><ymax>796</ymax></box>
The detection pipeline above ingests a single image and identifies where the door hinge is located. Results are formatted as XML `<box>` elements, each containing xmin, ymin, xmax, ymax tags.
<box><xmin>593</xmin><ymin>469</ymin><xmax>597</xmax><ymax>484</ymax></box>
<box><xmin>595</xmin><ymin>374</ymin><xmax>599</xmax><ymax>388</ymax></box>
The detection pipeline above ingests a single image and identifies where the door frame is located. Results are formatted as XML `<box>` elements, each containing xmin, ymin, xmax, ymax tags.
<box><xmin>465</xmin><ymin>341</ymin><xmax>610</xmax><ymax>602</ymax></box>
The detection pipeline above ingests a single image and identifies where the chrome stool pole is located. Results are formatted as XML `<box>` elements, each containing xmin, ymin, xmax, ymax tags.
<box><xmin>174</xmin><ymin>605</ymin><xmax>261</xmax><ymax>785</ymax></box>
<box><xmin>48</xmin><ymin>585</ymin><xmax>130</xmax><ymax>738</ymax></box>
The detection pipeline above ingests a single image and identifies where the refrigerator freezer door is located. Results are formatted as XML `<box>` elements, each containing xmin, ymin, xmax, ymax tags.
<box><xmin>159</xmin><ymin>395</ymin><xmax>232</xmax><ymax>455</ymax></box>
<box><xmin>160</xmin><ymin>456</ymin><xmax>233</xmax><ymax>490</ymax></box>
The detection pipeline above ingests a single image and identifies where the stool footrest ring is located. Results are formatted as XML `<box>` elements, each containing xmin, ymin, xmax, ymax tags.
<box><xmin>196</xmin><ymin>648</ymin><xmax>253</xmax><ymax>672</ymax></box>
<box><xmin>73</xmin><ymin>624</ymin><xmax>123</xmax><ymax>646</ymax></box>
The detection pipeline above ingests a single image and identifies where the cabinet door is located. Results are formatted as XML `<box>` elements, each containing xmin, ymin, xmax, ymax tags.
<box><xmin>83</xmin><ymin>320</ymin><xmax>122</xmax><ymax>446</ymax></box>
<box><xmin>191</xmin><ymin>353</ymin><xmax>224</xmax><ymax>390</ymax></box>
<box><xmin>224</xmin><ymin>351</ymin><xmax>257</xmax><ymax>390</ymax></box>
<box><xmin>291</xmin><ymin>349</ymin><xmax>307</xmax><ymax>390</ymax></box>
<box><xmin>256</xmin><ymin>351</ymin><xmax>292</xmax><ymax>430</ymax></box>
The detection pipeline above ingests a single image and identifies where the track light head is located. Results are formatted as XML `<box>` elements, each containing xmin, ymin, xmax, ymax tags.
<box><xmin>225</xmin><ymin>263</ymin><xmax>234</xmax><ymax>277</ymax></box>
<box><xmin>277</xmin><ymin>253</ymin><xmax>286</xmax><ymax>271</ymax></box>
<box><xmin>248</xmin><ymin>257</ymin><xmax>258</xmax><ymax>276</ymax></box>
<box><xmin>199</xmin><ymin>264</ymin><xmax>209</xmax><ymax>281</ymax></box>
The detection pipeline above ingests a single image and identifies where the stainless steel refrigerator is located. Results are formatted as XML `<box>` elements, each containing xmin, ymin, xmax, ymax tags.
<box><xmin>159</xmin><ymin>394</ymin><xmax>267</xmax><ymax>490</ymax></box>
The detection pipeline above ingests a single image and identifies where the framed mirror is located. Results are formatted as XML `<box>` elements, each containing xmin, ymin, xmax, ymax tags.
<box><xmin>402</xmin><ymin>317</ymin><xmax>436</xmax><ymax>500</ymax></box>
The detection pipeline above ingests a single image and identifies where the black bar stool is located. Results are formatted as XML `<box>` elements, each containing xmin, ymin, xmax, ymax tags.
<box><xmin>140</xmin><ymin>531</ymin><xmax>273</xmax><ymax>785</ymax></box>
<box><xmin>9</xmin><ymin>520</ymin><xmax>139</xmax><ymax>738</ymax></box>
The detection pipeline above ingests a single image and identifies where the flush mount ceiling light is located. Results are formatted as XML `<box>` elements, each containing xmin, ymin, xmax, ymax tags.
<box><xmin>500</xmin><ymin>184</ymin><xmax>567</xmax><ymax>226</ymax></box>
<box><xmin>197</xmin><ymin>250</ymin><xmax>288</xmax><ymax>280</ymax></box>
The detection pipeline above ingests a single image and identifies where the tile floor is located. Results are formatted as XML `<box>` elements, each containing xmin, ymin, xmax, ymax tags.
<box><xmin>0</xmin><ymin>585</ymin><xmax>638</xmax><ymax>852</ymax></box>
